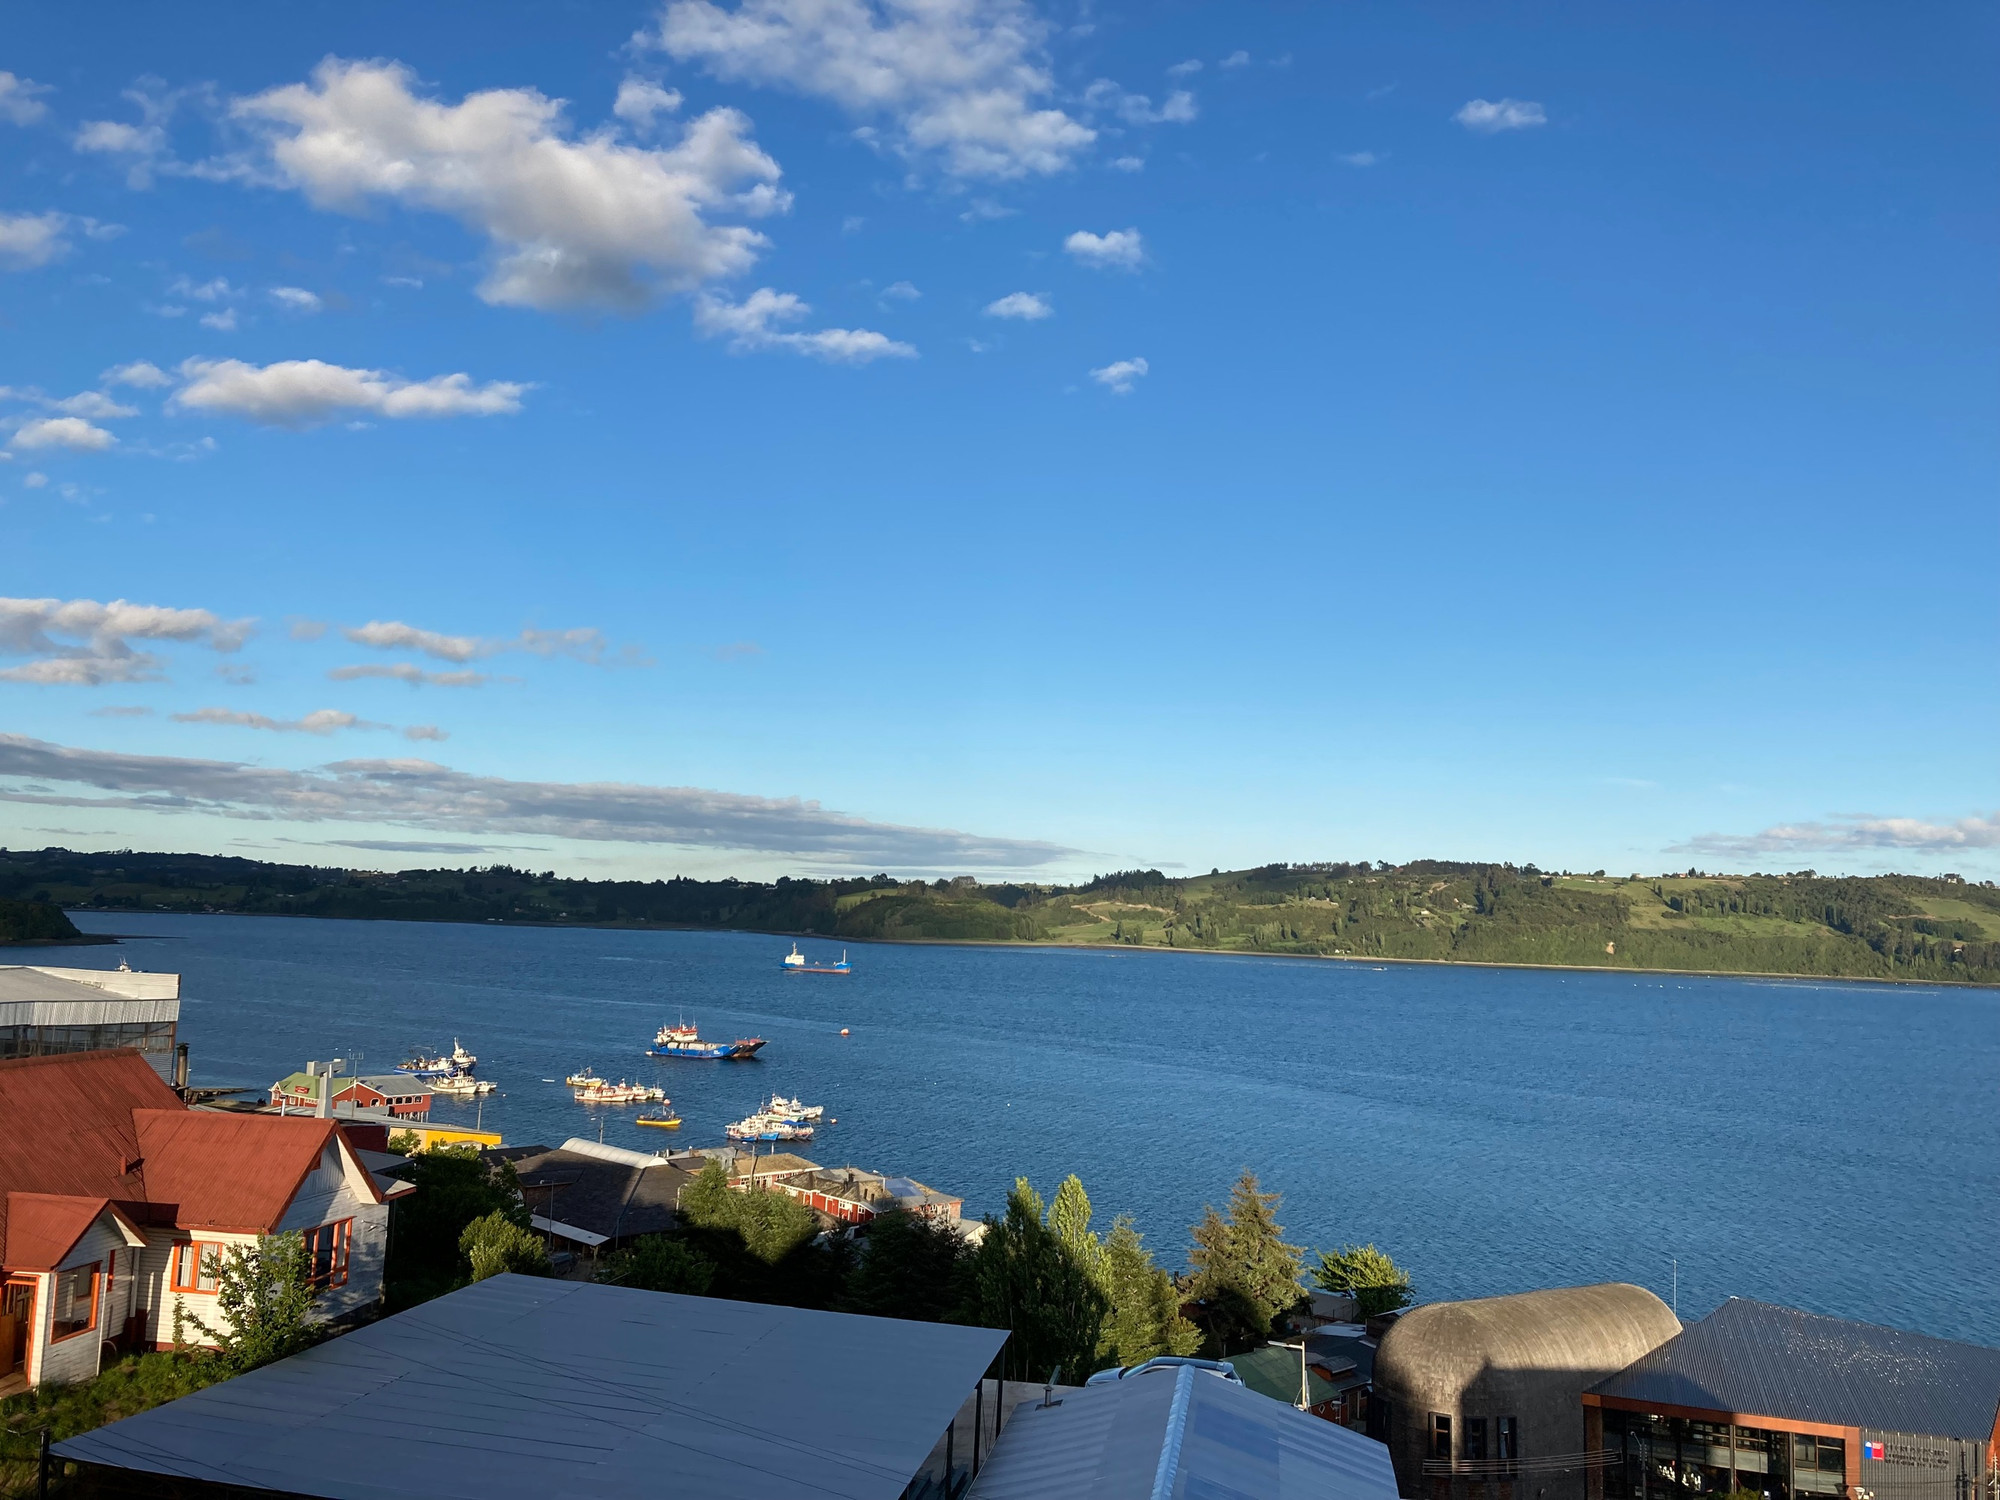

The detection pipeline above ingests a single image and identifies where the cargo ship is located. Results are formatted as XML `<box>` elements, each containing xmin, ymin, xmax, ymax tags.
<box><xmin>646</xmin><ymin>1020</ymin><xmax>767</xmax><ymax>1060</ymax></box>
<box><xmin>782</xmin><ymin>943</ymin><xmax>852</xmax><ymax>974</ymax></box>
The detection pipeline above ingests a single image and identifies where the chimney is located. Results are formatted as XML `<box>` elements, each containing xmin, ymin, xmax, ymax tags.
<box><xmin>173</xmin><ymin>1043</ymin><xmax>190</xmax><ymax>1093</ymax></box>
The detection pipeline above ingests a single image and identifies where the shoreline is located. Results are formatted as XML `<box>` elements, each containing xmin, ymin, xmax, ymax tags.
<box><xmin>61</xmin><ymin>906</ymin><xmax>1997</xmax><ymax>991</ymax></box>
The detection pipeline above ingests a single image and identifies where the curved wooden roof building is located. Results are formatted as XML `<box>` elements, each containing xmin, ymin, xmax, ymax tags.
<box><xmin>1373</xmin><ymin>1284</ymin><xmax>1680</xmax><ymax>1500</ymax></box>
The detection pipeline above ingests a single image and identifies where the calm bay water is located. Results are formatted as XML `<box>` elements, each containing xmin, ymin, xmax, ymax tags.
<box><xmin>54</xmin><ymin>911</ymin><xmax>2000</xmax><ymax>1346</ymax></box>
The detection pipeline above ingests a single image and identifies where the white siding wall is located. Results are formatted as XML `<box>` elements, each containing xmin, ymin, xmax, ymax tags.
<box><xmin>34</xmin><ymin>1219</ymin><xmax>132</xmax><ymax>1386</ymax></box>
<box><xmin>143</xmin><ymin>1228</ymin><xmax>260</xmax><ymax>1348</ymax></box>
<box><xmin>275</xmin><ymin>1140</ymin><xmax>389</xmax><ymax>1321</ymax></box>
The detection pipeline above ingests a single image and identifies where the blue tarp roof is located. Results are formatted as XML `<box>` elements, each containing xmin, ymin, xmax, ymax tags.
<box><xmin>1589</xmin><ymin>1298</ymin><xmax>2000</xmax><ymax>1442</ymax></box>
<box><xmin>965</xmin><ymin>1362</ymin><xmax>1400</xmax><ymax>1500</ymax></box>
<box><xmin>57</xmin><ymin>1275</ymin><xmax>1007</xmax><ymax>1500</ymax></box>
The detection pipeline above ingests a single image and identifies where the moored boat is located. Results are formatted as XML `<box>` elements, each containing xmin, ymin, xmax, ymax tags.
<box><xmin>431</xmin><ymin>1070</ymin><xmax>496</xmax><ymax>1096</ymax></box>
<box><xmin>636</xmin><ymin>1110</ymin><xmax>682</xmax><ymax>1129</ymax></box>
<box><xmin>450</xmin><ymin>1038</ymin><xmax>477</xmax><ymax>1071</ymax></box>
<box><xmin>781</xmin><ymin>943</ymin><xmax>852</xmax><ymax>974</ymax></box>
<box><xmin>575</xmin><ymin>1079</ymin><xmax>666</xmax><ymax>1104</ymax></box>
<box><xmin>395</xmin><ymin>1052</ymin><xmax>454</xmax><ymax>1078</ymax></box>
<box><xmin>726</xmin><ymin>1111</ymin><xmax>814</xmax><ymax>1142</ymax></box>
<box><xmin>764</xmin><ymin>1093</ymin><xmax>823</xmax><ymax>1121</ymax></box>
<box><xmin>564</xmin><ymin>1067</ymin><xmax>604</xmax><ymax>1088</ymax></box>
<box><xmin>646</xmin><ymin>1020</ymin><xmax>767</xmax><ymax>1060</ymax></box>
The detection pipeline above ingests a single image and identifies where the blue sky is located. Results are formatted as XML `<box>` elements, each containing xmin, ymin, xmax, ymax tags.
<box><xmin>1</xmin><ymin>1</ymin><xmax>1994</xmax><ymax>882</ymax></box>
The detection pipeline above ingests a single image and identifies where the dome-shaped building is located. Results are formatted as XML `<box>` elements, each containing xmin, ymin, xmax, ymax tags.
<box><xmin>1373</xmin><ymin>1284</ymin><xmax>1680</xmax><ymax>1500</ymax></box>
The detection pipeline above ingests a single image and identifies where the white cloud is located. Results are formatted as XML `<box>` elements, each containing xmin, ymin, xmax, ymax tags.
<box><xmin>1166</xmin><ymin>59</ymin><xmax>1202</xmax><ymax>79</ymax></box>
<box><xmin>270</xmin><ymin>286</ymin><xmax>322</xmax><ymax>312</ymax></box>
<box><xmin>233</xmin><ymin>58</ymin><xmax>785</xmax><ymax>311</ymax></box>
<box><xmin>170</xmin><ymin>275</ymin><xmax>236</xmax><ymax>302</ymax></box>
<box><xmin>1108</xmin><ymin>155</ymin><xmax>1143</xmax><ymax>172</ymax></box>
<box><xmin>382</xmin><ymin>274</ymin><xmax>424</xmax><ymax>289</ymax></box>
<box><xmin>694</xmin><ymin>287</ymin><xmax>916</xmax><ymax>363</ymax></box>
<box><xmin>959</xmin><ymin>197</ymin><xmax>1017</xmax><ymax>223</ymax></box>
<box><xmin>103</xmin><ymin>361</ymin><xmax>174</xmax><ymax>389</ymax></box>
<box><xmin>0</xmin><ymin>596</ymin><xmax>253</xmax><ymax>685</ymax></box>
<box><xmin>1338</xmin><ymin>151</ymin><xmax>1378</xmax><ymax>167</ymax></box>
<box><xmin>1680</xmin><ymin>811</ymin><xmax>2000</xmax><ymax>858</ymax></box>
<box><xmin>1083</xmin><ymin>80</ymin><xmax>1196</xmax><ymax>126</ymax></box>
<box><xmin>199</xmin><ymin>308</ymin><xmax>239</xmax><ymax>332</ymax></box>
<box><xmin>9</xmin><ymin>416</ymin><xmax>116</xmax><ymax>452</ymax></box>
<box><xmin>49</xmin><ymin>392</ymin><xmax>138</xmax><ymax>420</ymax></box>
<box><xmin>0</xmin><ymin>72</ymin><xmax>53</xmax><ymax>126</ymax></box>
<box><xmin>881</xmin><ymin>279</ymin><xmax>920</xmax><ymax>301</ymax></box>
<box><xmin>22</xmin><ymin>473</ymin><xmax>47</xmax><ymax>489</ymax></box>
<box><xmin>983</xmin><ymin>290</ymin><xmax>1050</xmax><ymax>320</ymax></box>
<box><xmin>1219</xmin><ymin>50</ymin><xmax>1250</xmax><ymax>68</ymax></box>
<box><xmin>1089</xmin><ymin>356</ymin><xmax>1147</xmax><ymax>394</ymax></box>
<box><xmin>0</xmin><ymin>211</ymin><xmax>71</xmax><ymax>270</ymax></box>
<box><xmin>170</xmin><ymin>357</ymin><xmax>527</xmax><ymax>427</ymax></box>
<box><xmin>328</xmin><ymin>663</ymin><xmax>490</xmax><ymax>688</ymax></box>
<box><xmin>645</xmin><ymin>0</ymin><xmax>1096</xmax><ymax>180</ymax></box>
<box><xmin>344</xmin><ymin>621</ymin><xmax>489</xmax><ymax>663</ymax></box>
<box><xmin>1455</xmin><ymin>98</ymin><xmax>1546</xmax><ymax>133</ymax></box>
<box><xmin>339</xmin><ymin>620</ymin><xmax>617</xmax><ymax>666</ymax></box>
<box><xmin>172</xmin><ymin>706</ymin><xmax>383</xmax><ymax>735</ymax></box>
<box><xmin>74</xmin><ymin>119</ymin><xmax>166</xmax><ymax>156</ymax></box>
<box><xmin>613</xmin><ymin>77</ymin><xmax>684</xmax><ymax>132</ymax></box>
<box><xmin>0</xmin><ymin>732</ymin><xmax>1079</xmax><ymax>869</ymax></box>
<box><xmin>1064</xmin><ymin>227</ymin><xmax>1143</xmax><ymax>270</ymax></box>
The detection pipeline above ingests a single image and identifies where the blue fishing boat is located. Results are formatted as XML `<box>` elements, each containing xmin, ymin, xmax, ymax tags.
<box><xmin>782</xmin><ymin>942</ymin><xmax>852</xmax><ymax>974</ymax></box>
<box><xmin>646</xmin><ymin>1020</ymin><xmax>767</xmax><ymax>1060</ymax></box>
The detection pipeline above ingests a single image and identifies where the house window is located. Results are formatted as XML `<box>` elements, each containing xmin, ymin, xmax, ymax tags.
<box><xmin>50</xmin><ymin>1263</ymin><xmax>99</xmax><ymax>1341</ymax></box>
<box><xmin>1463</xmin><ymin>1418</ymin><xmax>1487</xmax><ymax>1462</ymax></box>
<box><xmin>1431</xmin><ymin>1413</ymin><xmax>1453</xmax><ymax>1461</ymax></box>
<box><xmin>1497</xmin><ymin>1416</ymin><xmax>1519</xmax><ymax>1462</ymax></box>
<box><xmin>171</xmin><ymin>1241</ymin><xmax>225</xmax><ymax>1294</ymax></box>
<box><xmin>303</xmin><ymin>1220</ymin><xmax>351</xmax><ymax>1289</ymax></box>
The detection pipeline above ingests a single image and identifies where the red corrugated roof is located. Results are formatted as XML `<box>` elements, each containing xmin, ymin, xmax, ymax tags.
<box><xmin>2</xmin><ymin>1193</ymin><xmax>139</xmax><ymax>1272</ymax></box>
<box><xmin>136</xmin><ymin>1110</ymin><xmax>356</xmax><ymax>1233</ymax></box>
<box><xmin>0</xmin><ymin>1051</ymin><xmax>384</xmax><ymax>1262</ymax></box>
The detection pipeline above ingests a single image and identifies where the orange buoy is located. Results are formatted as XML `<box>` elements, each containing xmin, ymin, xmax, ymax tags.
<box><xmin>839</xmin><ymin>1028</ymin><xmax>850</xmax><ymax>1036</ymax></box>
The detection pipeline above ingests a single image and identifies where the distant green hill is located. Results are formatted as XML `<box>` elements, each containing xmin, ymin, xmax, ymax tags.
<box><xmin>0</xmin><ymin>897</ymin><xmax>85</xmax><ymax>945</ymax></box>
<box><xmin>2</xmin><ymin>847</ymin><xmax>1995</xmax><ymax>985</ymax></box>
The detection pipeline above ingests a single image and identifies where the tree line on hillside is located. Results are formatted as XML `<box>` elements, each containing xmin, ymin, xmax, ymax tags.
<box><xmin>378</xmin><ymin>1148</ymin><xmax>1414</xmax><ymax>1382</ymax></box>
<box><xmin>3</xmin><ymin>845</ymin><xmax>1994</xmax><ymax>984</ymax></box>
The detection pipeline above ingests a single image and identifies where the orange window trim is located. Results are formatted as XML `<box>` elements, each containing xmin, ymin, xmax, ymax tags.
<box><xmin>50</xmin><ymin>1262</ymin><xmax>101</xmax><ymax>1344</ymax></box>
<box><xmin>304</xmin><ymin>1219</ymin><xmax>353</xmax><ymax>1290</ymax></box>
<box><xmin>171</xmin><ymin>1240</ymin><xmax>226</xmax><ymax>1295</ymax></box>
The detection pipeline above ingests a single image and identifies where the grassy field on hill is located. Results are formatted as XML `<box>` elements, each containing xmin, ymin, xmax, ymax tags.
<box><xmin>1</xmin><ymin>848</ymin><xmax>1995</xmax><ymax>985</ymax></box>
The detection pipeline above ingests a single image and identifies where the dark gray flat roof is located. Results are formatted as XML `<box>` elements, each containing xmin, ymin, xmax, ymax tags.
<box><xmin>1589</xmin><ymin>1298</ymin><xmax>2000</xmax><ymax>1441</ymax></box>
<box><xmin>57</xmin><ymin>1275</ymin><xmax>1007</xmax><ymax>1499</ymax></box>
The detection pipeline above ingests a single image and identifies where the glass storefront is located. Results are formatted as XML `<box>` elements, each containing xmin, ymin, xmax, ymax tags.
<box><xmin>0</xmin><ymin>1020</ymin><xmax>176</xmax><ymax>1060</ymax></box>
<box><xmin>1602</xmin><ymin>1409</ymin><xmax>1844</xmax><ymax>1500</ymax></box>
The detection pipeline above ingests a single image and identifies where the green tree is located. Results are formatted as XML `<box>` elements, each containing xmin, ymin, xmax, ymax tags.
<box><xmin>459</xmin><ymin>1211</ymin><xmax>553</xmax><ymax>1281</ymax></box>
<box><xmin>174</xmin><ymin>1233</ymin><xmax>318</xmax><ymax>1373</ymax></box>
<box><xmin>962</xmin><ymin>1178</ymin><xmax>1108</xmax><ymax>1382</ymax></box>
<box><xmin>844</xmin><ymin>1210</ymin><xmax>971</xmax><ymax>1323</ymax></box>
<box><xmin>1311</xmin><ymin>1243</ymin><xmax>1414</xmax><ymax>1317</ymax></box>
<box><xmin>598</xmin><ymin>1234</ymin><xmax>715</xmax><ymax>1296</ymax></box>
<box><xmin>1187</xmin><ymin>1170</ymin><xmax>1304</xmax><ymax>1353</ymax></box>
<box><xmin>384</xmin><ymin>1145</ymin><xmax>529</xmax><ymax>1308</ymax></box>
<box><xmin>1099</xmin><ymin>1217</ymin><xmax>1201</xmax><ymax>1367</ymax></box>
<box><xmin>1047</xmin><ymin>1175</ymin><xmax>1105</xmax><ymax>1288</ymax></box>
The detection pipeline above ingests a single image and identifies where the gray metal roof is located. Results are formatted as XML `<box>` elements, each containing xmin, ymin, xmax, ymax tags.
<box><xmin>966</xmin><ymin>1362</ymin><xmax>1400</xmax><ymax>1500</ymax></box>
<box><xmin>1589</xmin><ymin>1298</ymin><xmax>2000</xmax><ymax>1441</ymax></box>
<box><xmin>57</xmin><ymin>1274</ymin><xmax>1008</xmax><ymax>1499</ymax></box>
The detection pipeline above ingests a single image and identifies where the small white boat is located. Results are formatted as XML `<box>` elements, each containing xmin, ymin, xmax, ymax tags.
<box><xmin>575</xmin><ymin>1079</ymin><xmax>667</xmax><ymax>1104</ymax></box>
<box><xmin>450</xmin><ymin>1038</ymin><xmax>478</xmax><ymax>1071</ymax></box>
<box><xmin>727</xmin><ymin>1112</ymin><xmax>815</xmax><ymax>1142</ymax></box>
<box><xmin>564</xmin><ymin>1067</ymin><xmax>604</xmax><ymax>1088</ymax></box>
<box><xmin>431</xmin><ymin>1070</ymin><xmax>495</xmax><ymax>1096</ymax></box>
<box><xmin>765</xmin><ymin>1093</ymin><xmax>824</xmax><ymax>1121</ymax></box>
